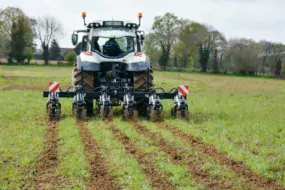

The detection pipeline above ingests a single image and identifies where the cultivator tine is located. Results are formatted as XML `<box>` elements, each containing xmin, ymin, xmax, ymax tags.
<box><xmin>122</xmin><ymin>106</ymin><xmax>138</xmax><ymax>122</ymax></box>
<box><xmin>171</xmin><ymin>85</ymin><xmax>189</xmax><ymax>120</ymax></box>
<box><xmin>73</xmin><ymin>93</ymin><xmax>87</xmax><ymax>120</ymax></box>
<box><xmin>122</xmin><ymin>85</ymin><xmax>138</xmax><ymax>122</ymax></box>
<box><xmin>148</xmin><ymin>108</ymin><xmax>164</xmax><ymax>122</ymax></box>
<box><xmin>99</xmin><ymin>107</ymin><xmax>113</xmax><ymax>121</ymax></box>
<box><xmin>148</xmin><ymin>87</ymin><xmax>164</xmax><ymax>122</ymax></box>
<box><xmin>98</xmin><ymin>86</ymin><xmax>113</xmax><ymax>121</ymax></box>
<box><xmin>46</xmin><ymin>93</ymin><xmax>61</xmax><ymax>121</ymax></box>
<box><xmin>46</xmin><ymin>82</ymin><xmax>61</xmax><ymax>121</ymax></box>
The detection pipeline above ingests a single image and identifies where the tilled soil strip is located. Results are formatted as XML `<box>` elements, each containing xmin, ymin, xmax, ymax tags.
<box><xmin>76</xmin><ymin>121</ymin><xmax>117</xmax><ymax>190</ymax></box>
<box><xmin>34</xmin><ymin>121</ymin><xmax>66</xmax><ymax>189</ymax></box>
<box><xmin>109</xmin><ymin>124</ymin><xmax>174</xmax><ymax>190</ymax></box>
<box><xmin>134</xmin><ymin>123</ymin><xmax>239</xmax><ymax>189</ymax></box>
<box><xmin>157</xmin><ymin>123</ymin><xmax>283</xmax><ymax>190</ymax></box>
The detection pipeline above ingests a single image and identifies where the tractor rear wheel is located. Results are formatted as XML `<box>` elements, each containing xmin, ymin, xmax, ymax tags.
<box><xmin>73</xmin><ymin>67</ymin><xmax>95</xmax><ymax>116</ymax></box>
<box><xmin>133</xmin><ymin>70</ymin><xmax>154</xmax><ymax>91</ymax></box>
<box><xmin>133</xmin><ymin>69</ymin><xmax>154</xmax><ymax>116</ymax></box>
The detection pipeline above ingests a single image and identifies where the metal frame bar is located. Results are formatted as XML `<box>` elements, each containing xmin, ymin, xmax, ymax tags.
<box><xmin>43</xmin><ymin>91</ymin><xmax>177</xmax><ymax>99</ymax></box>
<box><xmin>43</xmin><ymin>85</ymin><xmax>186</xmax><ymax>100</ymax></box>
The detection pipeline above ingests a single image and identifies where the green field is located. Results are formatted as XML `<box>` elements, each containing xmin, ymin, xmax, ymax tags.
<box><xmin>0</xmin><ymin>65</ymin><xmax>284</xmax><ymax>189</ymax></box>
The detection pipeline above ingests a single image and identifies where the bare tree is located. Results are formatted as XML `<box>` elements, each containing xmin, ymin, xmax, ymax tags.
<box><xmin>32</xmin><ymin>16</ymin><xmax>63</xmax><ymax>64</ymax></box>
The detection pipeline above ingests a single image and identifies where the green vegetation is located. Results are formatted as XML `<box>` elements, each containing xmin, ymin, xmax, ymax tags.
<box><xmin>65</xmin><ymin>51</ymin><xmax>77</xmax><ymax>65</ymax></box>
<box><xmin>87</xmin><ymin>120</ymin><xmax>152</xmax><ymax>189</ymax></box>
<box><xmin>0</xmin><ymin>65</ymin><xmax>284</xmax><ymax>188</ymax></box>
<box><xmin>141</xmin><ymin>121</ymin><xmax>250</xmax><ymax>189</ymax></box>
<box><xmin>114</xmin><ymin>119</ymin><xmax>199</xmax><ymax>189</ymax></box>
<box><xmin>146</xmin><ymin>13</ymin><xmax>284</xmax><ymax>77</ymax></box>
<box><xmin>0</xmin><ymin>91</ymin><xmax>46</xmax><ymax>189</ymax></box>
<box><xmin>57</xmin><ymin>118</ymin><xmax>88</xmax><ymax>189</ymax></box>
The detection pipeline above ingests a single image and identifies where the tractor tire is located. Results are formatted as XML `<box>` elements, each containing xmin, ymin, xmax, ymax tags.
<box><xmin>73</xmin><ymin>67</ymin><xmax>94</xmax><ymax>90</ymax></box>
<box><xmin>73</xmin><ymin>67</ymin><xmax>95</xmax><ymax>116</ymax></box>
<box><xmin>133</xmin><ymin>69</ymin><xmax>154</xmax><ymax>116</ymax></box>
<box><xmin>133</xmin><ymin>70</ymin><xmax>154</xmax><ymax>92</ymax></box>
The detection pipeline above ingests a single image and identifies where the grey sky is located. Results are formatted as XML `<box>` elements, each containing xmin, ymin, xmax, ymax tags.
<box><xmin>1</xmin><ymin>0</ymin><xmax>285</xmax><ymax>48</ymax></box>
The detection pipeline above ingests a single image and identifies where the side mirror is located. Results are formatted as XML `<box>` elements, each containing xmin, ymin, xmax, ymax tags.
<box><xmin>71</xmin><ymin>33</ymin><xmax>78</xmax><ymax>46</ymax></box>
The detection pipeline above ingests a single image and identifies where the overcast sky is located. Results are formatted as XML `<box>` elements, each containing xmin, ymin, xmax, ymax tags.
<box><xmin>1</xmin><ymin>0</ymin><xmax>285</xmax><ymax>48</ymax></box>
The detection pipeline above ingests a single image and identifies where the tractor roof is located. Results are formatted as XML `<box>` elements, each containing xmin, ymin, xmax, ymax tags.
<box><xmin>87</xmin><ymin>21</ymin><xmax>139</xmax><ymax>30</ymax></box>
<box><xmin>92</xmin><ymin>28</ymin><xmax>136</xmax><ymax>38</ymax></box>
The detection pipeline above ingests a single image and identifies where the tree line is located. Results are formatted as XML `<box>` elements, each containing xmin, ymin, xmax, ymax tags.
<box><xmin>145</xmin><ymin>13</ymin><xmax>285</xmax><ymax>77</ymax></box>
<box><xmin>0</xmin><ymin>7</ymin><xmax>77</xmax><ymax>65</ymax></box>
<box><xmin>1</xmin><ymin>8</ymin><xmax>284</xmax><ymax>77</ymax></box>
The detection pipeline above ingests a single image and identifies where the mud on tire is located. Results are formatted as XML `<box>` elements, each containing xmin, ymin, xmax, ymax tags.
<box><xmin>133</xmin><ymin>70</ymin><xmax>154</xmax><ymax>116</ymax></box>
<box><xmin>73</xmin><ymin>67</ymin><xmax>95</xmax><ymax>116</ymax></box>
<box><xmin>133</xmin><ymin>70</ymin><xmax>154</xmax><ymax>92</ymax></box>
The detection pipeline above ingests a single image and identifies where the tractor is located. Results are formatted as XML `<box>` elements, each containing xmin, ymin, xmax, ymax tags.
<box><xmin>44</xmin><ymin>12</ymin><xmax>189</xmax><ymax>121</ymax></box>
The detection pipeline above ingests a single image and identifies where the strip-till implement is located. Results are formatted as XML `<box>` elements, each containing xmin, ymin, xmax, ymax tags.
<box><xmin>44</xmin><ymin>73</ymin><xmax>189</xmax><ymax>121</ymax></box>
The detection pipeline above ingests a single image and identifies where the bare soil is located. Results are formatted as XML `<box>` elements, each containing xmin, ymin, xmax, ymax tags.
<box><xmin>76</xmin><ymin>122</ymin><xmax>117</xmax><ymax>190</ymax></box>
<box><xmin>34</xmin><ymin>121</ymin><xmax>68</xmax><ymax>189</ymax></box>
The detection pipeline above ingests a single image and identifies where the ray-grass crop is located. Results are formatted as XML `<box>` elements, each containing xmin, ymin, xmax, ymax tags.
<box><xmin>0</xmin><ymin>65</ymin><xmax>284</xmax><ymax>188</ymax></box>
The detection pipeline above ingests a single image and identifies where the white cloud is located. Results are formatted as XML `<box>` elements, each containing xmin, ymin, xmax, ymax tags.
<box><xmin>1</xmin><ymin>0</ymin><xmax>284</xmax><ymax>47</ymax></box>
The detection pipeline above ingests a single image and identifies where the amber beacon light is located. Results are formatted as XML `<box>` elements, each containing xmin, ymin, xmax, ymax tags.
<box><xmin>82</xmin><ymin>12</ymin><xmax>86</xmax><ymax>18</ymax></box>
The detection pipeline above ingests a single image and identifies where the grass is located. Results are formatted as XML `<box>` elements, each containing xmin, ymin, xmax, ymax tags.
<box><xmin>165</xmin><ymin>92</ymin><xmax>285</xmax><ymax>183</ymax></box>
<box><xmin>57</xmin><ymin>118</ymin><xmax>88</xmax><ymax>189</ymax></box>
<box><xmin>0</xmin><ymin>65</ymin><xmax>285</xmax><ymax>188</ymax></box>
<box><xmin>0</xmin><ymin>91</ymin><xmax>46</xmax><ymax>189</ymax></box>
<box><xmin>141</xmin><ymin>120</ymin><xmax>251</xmax><ymax>189</ymax></box>
<box><xmin>87</xmin><ymin>120</ymin><xmax>152</xmax><ymax>190</ymax></box>
<box><xmin>114</xmin><ymin>119</ymin><xmax>200</xmax><ymax>189</ymax></box>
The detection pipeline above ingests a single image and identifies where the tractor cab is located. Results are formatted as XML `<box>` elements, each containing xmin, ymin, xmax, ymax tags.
<box><xmin>72</xmin><ymin>13</ymin><xmax>145</xmax><ymax>59</ymax></box>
